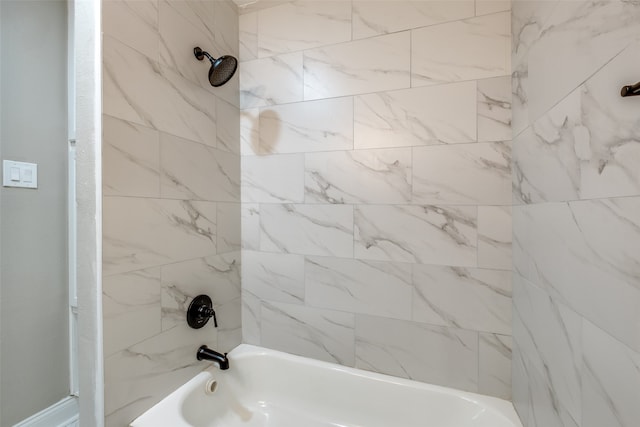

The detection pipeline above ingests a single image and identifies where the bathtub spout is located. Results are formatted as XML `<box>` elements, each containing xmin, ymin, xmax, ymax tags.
<box><xmin>197</xmin><ymin>345</ymin><xmax>229</xmax><ymax>370</ymax></box>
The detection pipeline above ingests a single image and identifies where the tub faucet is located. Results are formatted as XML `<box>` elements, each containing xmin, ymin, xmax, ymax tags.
<box><xmin>197</xmin><ymin>345</ymin><xmax>229</xmax><ymax>370</ymax></box>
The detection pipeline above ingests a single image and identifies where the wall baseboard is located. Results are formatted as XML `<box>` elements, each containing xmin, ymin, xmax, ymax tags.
<box><xmin>13</xmin><ymin>396</ymin><xmax>79</xmax><ymax>427</ymax></box>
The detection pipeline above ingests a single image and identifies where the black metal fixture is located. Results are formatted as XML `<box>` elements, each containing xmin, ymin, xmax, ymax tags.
<box><xmin>193</xmin><ymin>46</ymin><xmax>238</xmax><ymax>87</ymax></box>
<box><xmin>621</xmin><ymin>81</ymin><xmax>640</xmax><ymax>97</ymax></box>
<box><xmin>187</xmin><ymin>294</ymin><xmax>218</xmax><ymax>329</ymax></box>
<box><xmin>197</xmin><ymin>345</ymin><xmax>229</xmax><ymax>370</ymax></box>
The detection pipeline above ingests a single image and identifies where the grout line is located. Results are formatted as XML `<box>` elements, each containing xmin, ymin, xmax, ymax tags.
<box><xmin>248</xmin><ymin>9</ymin><xmax>509</xmax><ymax>61</ymax></box>
<box><xmin>242</xmin><ymin>75</ymin><xmax>509</xmax><ymax>111</ymax></box>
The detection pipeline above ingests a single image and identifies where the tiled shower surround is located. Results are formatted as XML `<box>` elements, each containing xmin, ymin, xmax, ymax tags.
<box><xmin>239</xmin><ymin>0</ymin><xmax>513</xmax><ymax>399</ymax></box>
<box><xmin>101</xmin><ymin>1</ymin><xmax>241</xmax><ymax>425</ymax></box>
<box><xmin>511</xmin><ymin>1</ymin><xmax>640</xmax><ymax>427</ymax></box>
<box><xmin>98</xmin><ymin>0</ymin><xmax>640</xmax><ymax>426</ymax></box>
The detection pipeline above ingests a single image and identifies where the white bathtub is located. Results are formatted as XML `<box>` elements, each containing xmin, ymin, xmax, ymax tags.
<box><xmin>131</xmin><ymin>344</ymin><xmax>523</xmax><ymax>427</ymax></box>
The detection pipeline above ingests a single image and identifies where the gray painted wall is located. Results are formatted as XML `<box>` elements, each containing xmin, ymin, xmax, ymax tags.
<box><xmin>0</xmin><ymin>1</ymin><xmax>70</xmax><ymax>425</ymax></box>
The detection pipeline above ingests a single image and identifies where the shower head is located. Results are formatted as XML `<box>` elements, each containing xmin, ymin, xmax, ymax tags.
<box><xmin>193</xmin><ymin>46</ymin><xmax>238</xmax><ymax>87</ymax></box>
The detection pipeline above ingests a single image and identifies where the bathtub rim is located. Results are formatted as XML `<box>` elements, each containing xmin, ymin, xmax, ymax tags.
<box><xmin>228</xmin><ymin>344</ymin><xmax>521</xmax><ymax>425</ymax></box>
<box><xmin>131</xmin><ymin>343</ymin><xmax>523</xmax><ymax>427</ymax></box>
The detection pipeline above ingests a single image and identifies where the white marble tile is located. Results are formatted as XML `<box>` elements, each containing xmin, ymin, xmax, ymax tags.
<box><xmin>241</xmin><ymin>154</ymin><xmax>305</xmax><ymax>203</ymax></box>
<box><xmin>158</xmin><ymin>64</ymin><xmax>221</xmax><ymax>139</ymax></box>
<box><xmin>576</xmin><ymin>44</ymin><xmax>640</xmax><ymax>200</ymax></box>
<box><xmin>511</xmin><ymin>342</ymin><xmax>531</xmax><ymax>425</ymax></box>
<box><xmin>478</xmin><ymin>76</ymin><xmax>512</xmax><ymax>142</ymax></box>
<box><xmin>240</xmin><ymin>52</ymin><xmax>303</xmax><ymax>109</ymax></box>
<box><xmin>304</xmin><ymin>32</ymin><xmax>410</xmax><ymax>100</ymax></box>
<box><xmin>355</xmin><ymin>81</ymin><xmax>477</xmax><ymax>149</ymax></box>
<box><xmin>355</xmin><ymin>315</ymin><xmax>478</xmax><ymax>391</ymax></box>
<box><xmin>240</xmin><ymin>108</ymin><xmax>261</xmax><ymax>155</ymax></box>
<box><xmin>217</xmin><ymin>202</ymin><xmax>241</xmax><ymax>253</ymax></box>
<box><xmin>159</xmin><ymin>0</ymin><xmax>217</xmax><ymax>89</ymax></box>
<box><xmin>103</xmin><ymin>35</ymin><xmax>162</xmax><ymax>127</ymax></box>
<box><xmin>239</xmin><ymin>12</ymin><xmax>258</xmax><ymax>61</ymax></box>
<box><xmin>103</xmin><ymin>197</ymin><xmax>217</xmax><ymax>275</ymax></box>
<box><xmin>513</xmin><ymin>198</ymin><xmax>640</xmax><ymax>353</ymax></box>
<box><xmin>103</xmin><ymin>37</ymin><xmax>218</xmax><ymax>145</ymax></box>
<box><xmin>512</xmin><ymin>123</ymin><xmax>580</xmax><ymax>205</ymax></box>
<box><xmin>511</xmin><ymin>0</ymin><xmax>560</xmax><ymax>136</ymax></box>
<box><xmin>241</xmin><ymin>290</ymin><xmax>262</xmax><ymax>345</ymax></box>
<box><xmin>216</xmin><ymin>98</ymin><xmax>241</xmax><ymax>154</ymax></box>
<box><xmin>103</xmin><ymin>0</ymin><xmax>159</xmax><ymax>61</ymax></box>
<box><xmin>103</xmin><ymin>268</ymin><xmax>161</xmax><ymax>357</ymax></box>
<box><xmin>160</xmin><ymin>132</ymin><xmax>240</xmax><ymax>202</ymax></box>
<box><xmin>476</xmin><ymin>0</ymin><xmax>510</xmax><ymax>16</ymax></box>
<box><xmin>104</xmin><ymin>324</ymin><xmax>210</xmax><ymax>427</ymax></box>
<box><xmin>514</xmin><ymin>42</ymin><xmax>640</xmax><ymax>203</ymax></box>
<box><xmin>163</xmin><ymin>0</ymin><xmax>215</xmax><ymax>41</ymax></box>
<box><xmin>511</xmin><ymin>206</ymin><xmax>530</xmax><ymax>282</ymax></box>
<box><xmin>242</xmin><ymin>251</ymin><xmax>305</xmax><ymax>304</ymax></box>
<box><xmin>355</xmin><ymin>205</ymin><xmax>477</xmax><ymax>266</ymax></box>
<box><xmin>411</xmin><ymin>12</ymin><xmax>510</xmax><ymax>87</ymax></box>
<box><xmin>525</xmin><ymin>0</ymin><xmax>640</xmax><ymax>126</ymax></box>
<box><xmin>160</xmin><ymin>252</ymin><xmax>241</xmax><ymax>330</ymax></box>
<box><xmin>261</xmin><ymin>301</ymin><xmax>355</xmax><ymax>366</ymax></box>
<box><xmin>413</xmin><ymin>142</ymin><xmax>511</xmax><ymax>205</ymax></box>
<box><xmin>241</xmin><ymin>203</ymin><xmax>260</xmax><ymax>250</ymax></box>
<box><xmin>304</xmin><ymin>148</ymin><xmax>412</xmax><ymax>204</ymax></box>
<box><xmin>582</xmin><ymin>319</ymin><xmax>640</xmax><ymax>427</ymax></box>
<box><xmin>260</xmin><ymin>204</ymin><xmax>354</xmax><ymax>257</ymax></box>
<box><xmin>522</xmin><ymin>346</ymin><xmax>580</xmax><ymax>427</ymax></box>
<box><xmin>257</xmin><ymin>1</ymin><xmax>351</xmax><ymax>58</ymax></box>
<box><xmin>216</xmin><ymin>296</ymin><xmax>242</xmax><ymax>352</ymax></box>
<box><xmin>412</xmin><ymin>265</ymin><xmax>511</xmax><ymax>334</ymax></box>
<box><xmin>478</xmin><ymin>333</ymin><xmax>512</xmax><ymax>399</ymax></box>
<box><xmin>236</xmin><ymin>0</ymin><xmax>293</xmax><ymax>15</ymax></box>
<box><xmin>306</xmin><ymin>256</ymin><xmax>412</xmax><ymax>320</ymax></box>
<box><xmin>259</xmin><ymin>97</ymin><xmax>353</xmax><ymax>154</ymax></box>
<box><xmin>214</xmin><ymin>0</ymin><xmax>239</xmax><ymax>58</ymax></box>
<box><xmin>352</xmin><ymin>0</ymin><xmax>474</xmax><ymax>40</ymax></box>
<box><xmin>103</xmin><ymin>115</ymin><xmax>161</xmax><ymax>198</ymax></box>
<box><xmin>512</xmin><ymin>275</ymin><xmax>582</xmax><ymax>423</ymax></box>
<box><xmin>478</xmin><ymin>205</ymin><xmax>512</xmax><ymax>270</ymax></box>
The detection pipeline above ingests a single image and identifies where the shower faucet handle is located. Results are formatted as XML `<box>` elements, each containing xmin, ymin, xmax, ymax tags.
<box><xmin>187</xmin><ymin>294</ymin><xmax>218</xmax><ymax>329</ymax></box>
<box><xmin>197</xmin><ymin>304</ymin><xmax>217</xmax><ymax>327</ymax></box>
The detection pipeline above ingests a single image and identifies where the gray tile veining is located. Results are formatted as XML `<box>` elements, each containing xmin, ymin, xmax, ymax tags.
<box><xmin>261</xmin><ymin>301</ymin><xmax>355</xmax><ymax>366</ymax></box>
<box><xmin>355</xmin><ymin>315</ymin><xmax>479</xmax><ymax>391</ymax></box>
<box><xmin>260</xmin><ymin>203</ymin><xmax>354</xmax><ymax>257</ymax></box>
<box><xmin>237</xmin><ymin>2</ymin><xmax>514</xmax><ymax>399</ymax></box>
<box><xmin>103</xmin><ymin>1</ymin><xmax>241</xmax><ymax>423</ymax></box>
<box><xmin>354</xmin><ymin>204</ymin><xmax>477</xmax><ymax>266</ymax></box>
<box><xmin>511</xmin><ymin>2</ymin><xmax>640</xmax><ymax>426</ymax></box>
<box><xmin>354</xmin><ymin>82</ymin><xmax>477</xmax><ymax>149</ymax></box>
<box><xmin>105</xmin><ymin>1</ymin><xmax>531</xmax><ymax>421</ymax></box>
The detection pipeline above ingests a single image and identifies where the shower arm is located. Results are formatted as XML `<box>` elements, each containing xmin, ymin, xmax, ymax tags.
<box><xmin>194</xmin><ymin>47</ymin><xmax>215</xmax><ymax>64</ymax></box>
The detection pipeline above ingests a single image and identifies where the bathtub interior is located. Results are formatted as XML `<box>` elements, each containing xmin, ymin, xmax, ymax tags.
<box><xmin>134</xmin><ymin>345</ymin><xmax>522</xmax><ymax>427</ymax></box>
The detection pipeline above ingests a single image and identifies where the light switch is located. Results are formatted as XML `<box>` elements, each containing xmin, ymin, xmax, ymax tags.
<box><xmin>10</xmin><ymin>167</ymin><xmax>20</xmax><ymax>181</ymax></box>
<box><xmin>3</xmin><ymin>160</ymin><xmax>38</xmax><ymax>189</ymax></box>
<box><xmin>23</xmin><ymin>168</ymin><xmax>33</xmax><ymax>183</ymax></box>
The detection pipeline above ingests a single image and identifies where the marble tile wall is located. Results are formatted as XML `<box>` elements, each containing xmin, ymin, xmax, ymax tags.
<box><xmin>239</xmin><ymin>0</ymin><xmax>513</xmax><ymax>399</ymax></box>
<box><xmin>511</xmin><ymin>1</ymin><xmax>640</xmax><ymax>427</ymax></box>
<box><xmin>101</xmin><ymin>1</ymin><xmax>240</xmax><ymax>425</ymax></box>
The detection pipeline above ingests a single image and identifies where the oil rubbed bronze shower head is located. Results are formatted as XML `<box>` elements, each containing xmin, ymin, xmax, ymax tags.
<box><xmin>193</xmin><ymin>46</ymin><xmax>238</xmax><ymax>87</ymax></box>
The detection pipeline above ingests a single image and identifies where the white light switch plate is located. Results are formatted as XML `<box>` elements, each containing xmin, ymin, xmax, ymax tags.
<box><xmin>3</xmin><ymin>160</ymin><xmax>38</xmax><ymax>189</ymax></box>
